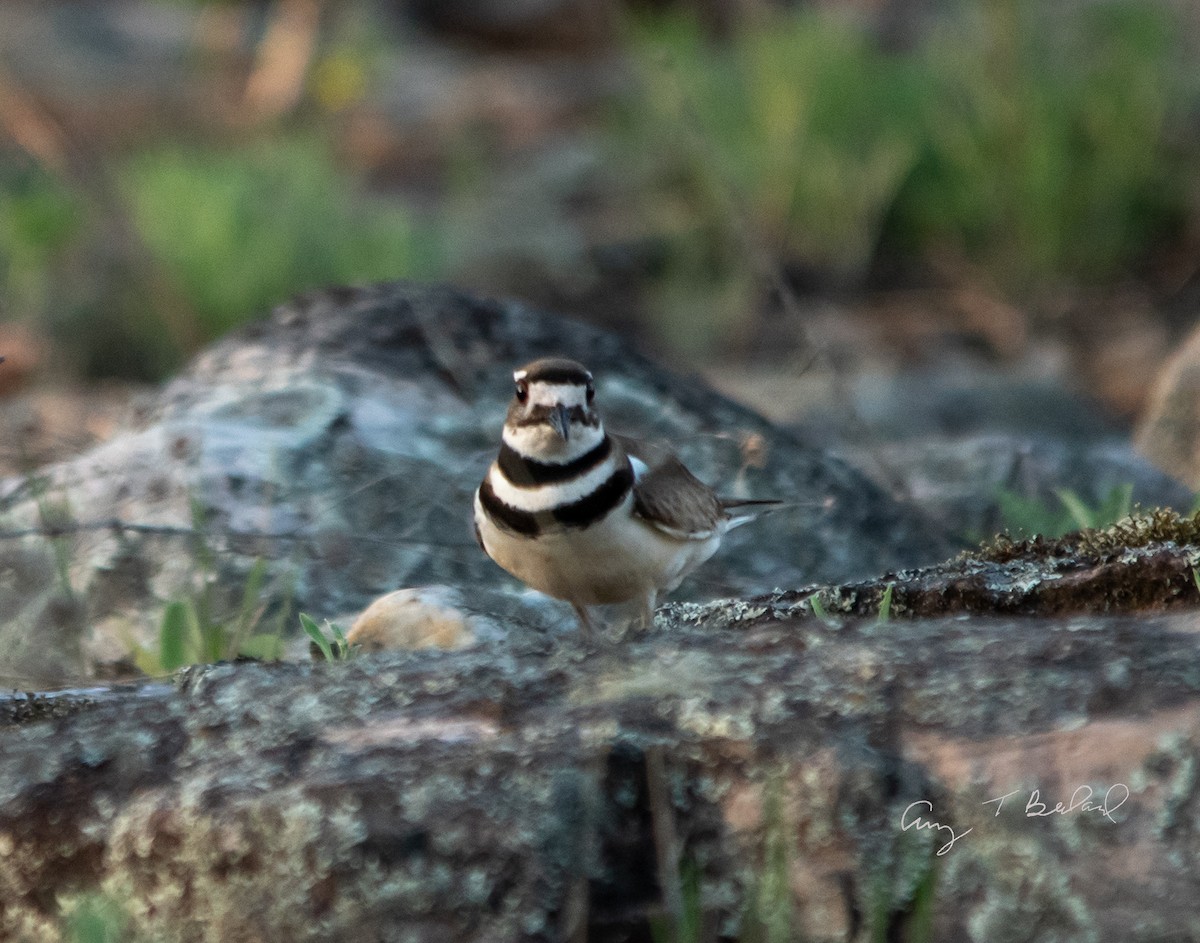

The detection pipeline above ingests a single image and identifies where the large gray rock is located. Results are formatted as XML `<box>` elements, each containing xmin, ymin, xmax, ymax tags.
<box><xmin>0</xmin><ymin>282</ymin><xmax>954</xmax><ymax>685</ymax></box>
<box><xmin>836</xmin><ymin>434</ymin><xmax>1195</xmax><ymax>542</ymax></box>
<box><xmin>2</xmin><ymin>606</ymin><xmax>1199</xmax><ymax>942</ymax></box>
<box><xmin>714</xmin><ymin>364</ymin><xmax>1194</xmax><ymax>543</ymax></box>
<box><xmin>6</xmin><ymin>481</ymin><xmax>1200</xmax><ymax>942</ymax></box>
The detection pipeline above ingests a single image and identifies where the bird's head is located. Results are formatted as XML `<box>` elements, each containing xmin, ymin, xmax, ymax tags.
<box><xmin>502</xmin><ymin>357</ymin><xmax>602</xmax><ymax>460</ymax></box>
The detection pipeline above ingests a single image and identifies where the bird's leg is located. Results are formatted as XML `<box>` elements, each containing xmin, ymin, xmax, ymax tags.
<box><xmin>609</xmin><ymin>592</ymin><xmax>658</xmax><ymax>641</ymax></box>
<box><xmin>635</xmin><ymin>590</ymin><xmax>658</xmax><ymax>633</ymax></box>
<box><xmin>571</xmin><ymin>602</ymin><xmax>596</xmax><ymax>642</ymax></box>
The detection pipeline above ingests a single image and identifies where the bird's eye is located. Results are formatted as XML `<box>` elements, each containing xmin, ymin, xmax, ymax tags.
<box><xmin>586</xmin><ymin>381</ymin><xmax>595</xmax><ymax>403</ymax></box>
<box><xmin>515</xmin><ymin>379</ymin><xmax>529</xmax><ymax>403</ymax></box>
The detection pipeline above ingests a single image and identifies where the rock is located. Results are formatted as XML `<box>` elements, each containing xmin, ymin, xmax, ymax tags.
<box><xmin>715</xmin><ymin>364</ymin><xmax>1125</xmax><ymax>443</ymax></box>
<box><xmin>2</xmin><ymin>597</ymin><xmax>1200</xmax><ymax>941</ymax></box>
<box><xmin>708</xmin><ymin>363</ymin><xmax>1193</xmax><ymax>541</ymax></box>
<box><xmin>344</xmin><ymin>586</ymin><xmax>493</xmax><ymax>653</ymax></box>
<box><xmin>0</xmin><ymin>386</ymin><xmax>144</xmax><ymax>477</ymax></box>
<box><xmin>665</xmin><ymin>509</ymin><xmax>1200</xmax><ymax>626</ymax></box>
<box><xmin>835</xmin><ymin>433</ymin><xmax>1194</xmax><ymax>542</ymax></box>
<box><xmin>0</xmin><ymin>282</ymin><xmax>954</xmax><ymax>686</ymax></box>
<box><xmin>1136</xmin><ymin>320</ymin><xmax>1200</xmax><ymax>489</ymax></box>
<box><xmin>846</xmin><ymin>370</ymin><xmax>1122</xmax><ymax>442</ymax></box>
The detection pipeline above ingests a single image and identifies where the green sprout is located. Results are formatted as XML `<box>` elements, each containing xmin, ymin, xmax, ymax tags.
<box><xmin>301</xmin><ymin>613</ymin><xmax>356</xmax><ymax>662</ymax></box>
<box><xmin>877</xmin><ymin>582</ymin><xmax>895</xmax><ymax>624</ymax></box>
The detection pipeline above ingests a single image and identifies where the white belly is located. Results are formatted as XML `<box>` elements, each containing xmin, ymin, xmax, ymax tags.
<box><xmin>474</xmin><ymin>490</ymin><xmax>721</xmax><ymax>606</ymax></box>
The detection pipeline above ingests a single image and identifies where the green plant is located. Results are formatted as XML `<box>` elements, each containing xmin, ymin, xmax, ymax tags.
<box><xmin>0</xmin><ymin>163</ymin><xmax>82</xmax><ymax>321</ymax></box>
<box><xmin>995</xmin><ymin>483</ymin><xmax>1134</xmax><ymax>538</ymax></box>
<box><xmin>144</xmin><ymin>556</ymin><xmax>287</xmax><ymax>674</ymax></box>
<box><xmin>28</xmin><ymin>474</ymin><xmax>76</xmax><ymax>600</ymax></box>
<box><xmin>861</xmin><ymin>823</ymin><xmax>939</xmax><ymax>943</ymax></box>
<box><xmin>620</xmin><ymin>11</ymin><xmax>922</xmax><ymax>352</ymax></box>
<box><xmin>130</xmin><ymin>555</ymin><xmax>291</xmax><ymax>676</ymax></box>
<box><xmin>121</xmin><ymin>136</ymin><xmax>445</xmax><ymax>348</ymax></box>
<box><xmin>650</xmin><ymin>857</ymin><xmax>704</xmax><ymax>943</ymax></box>
<box><xmin>876</xmin><ymin>582</ymin><xmax>894</xmax><ymax>624</ymax></box>
<box><xmin>650</xmin><ymin>771</ymin><xmax>940</xmax><ymax>943</ymax></box>
<box><xmin>301</xmin><ymin>612</ymin><xmax>356</xmax><ymax>662</ymax></box>
<box><xmin>629</xmin><ymin>12</ymin><xmax>921</xmax><ymax>281</ymax></box>
<box><xmin>805</xmin><ymin>591</ymin><xmax>838</xmax><ymax>628</ymax></box>
<box><xmin>904</xmin><ymin>856</ymin><xmax>938</xmax><ymax>943</ymax></box>
<box><xmin>740</xmin><ymin>774</ymin><xmax>797</xmax><ymax>943</ymax></box>
<box><xmin>895</xmin><ymin>0</ymin><xmax>1188</xmax><ymax>286</ymax></box>
<box><xmin>3</xmin><ymin>133</ymin><xmax>446</xmax><ymax>379</ymax></box>
<box><xmin>1056</xmin><ymin>484</ymin><xmax>1135</xmax><ymax>530</ymax></box>
<box><xmin>59</xmin><ymin>893</ymin><xmax>131</xmax><ymax>943</ymax></box>
<box><xmin>616</xmin><ymin>0</ymin><xmax>1196</xmax><ymax>356</ymax></box>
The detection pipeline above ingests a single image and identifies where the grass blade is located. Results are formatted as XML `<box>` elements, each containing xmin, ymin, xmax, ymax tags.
<box><xmin>877</xmin><ymin>582</ymin><xmax>894</xmax><ymax>623</ymax></box>
<box><xmin>224</xmin><ymin>558</ymin><xmax>269</xmax><ymax>660</ymax></box>
<box><xmin>300</xmin><ymin>612</ymin><xmax>333</xmax><ymax>662</ymax></box>
<box><xmin>1056</xmin><ymin>488</ymin><xmax>1095</xmax><ymax>530</ymax></box>
<box><xmin>807</xmin><ymin>592</ymin><xmax>840</xmax><ymax>629</ymax></box>
<box><xmin>159</xmin><ymin>600</ymin><xmax>192</xmax><ymax>671</ymax></box>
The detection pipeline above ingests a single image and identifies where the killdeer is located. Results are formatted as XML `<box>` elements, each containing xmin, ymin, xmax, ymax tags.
<box><xmin>473</xmin><ymin>357</ymin><xmax>781</xmax><ymax>636</ymax></box>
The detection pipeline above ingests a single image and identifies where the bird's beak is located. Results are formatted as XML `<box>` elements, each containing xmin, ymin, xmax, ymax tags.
<box><xmin>548</xmin><ymin>404</ymin><xmax>571</xmax><ymax>442</ymax></box>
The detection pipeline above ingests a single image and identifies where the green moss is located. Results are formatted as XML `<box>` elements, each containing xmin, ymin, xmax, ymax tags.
<box><xmin>976</xmin><ymin>507</ymin><xmax>1200</xmax><ymax>565</ymax></box>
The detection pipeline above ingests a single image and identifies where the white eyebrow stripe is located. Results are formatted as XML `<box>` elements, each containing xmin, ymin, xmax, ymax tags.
<box><xmin>527</xmin><ymin>382</ymin><xmax>589</xmax><ymax>407</ymax></box>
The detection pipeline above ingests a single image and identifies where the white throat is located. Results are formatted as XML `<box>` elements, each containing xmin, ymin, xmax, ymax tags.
<box><xmin>502</xmin><ymin>420</ymin><xmax>605</xmax><ymax>464</ymax></box>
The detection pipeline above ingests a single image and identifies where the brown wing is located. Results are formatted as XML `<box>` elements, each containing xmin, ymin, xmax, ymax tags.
<box><xmin>630</xmin><ymin>452</ymin><xmax>724</xmax><ymax>540</ymax></box>
<box><xmin>609</xmin><ymin>432</ymin><xmax>671</xmax><ymax>470</ymax></box>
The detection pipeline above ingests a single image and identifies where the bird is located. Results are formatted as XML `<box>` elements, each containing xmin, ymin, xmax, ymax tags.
<box><xmin>473</xmin><ymin>357</ymin><xmax>781</xmax><ymax>637</ymax></box>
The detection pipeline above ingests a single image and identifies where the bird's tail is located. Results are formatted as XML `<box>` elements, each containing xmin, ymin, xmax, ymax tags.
<box><xmin>720</xmin><ymin>498</ymin><xmax>786</xmax><ymax>530</ymax></box>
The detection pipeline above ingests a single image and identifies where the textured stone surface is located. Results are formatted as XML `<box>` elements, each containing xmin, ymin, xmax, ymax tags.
<box><xmin>715</xmin><ymin>365</ymin><xmax>1193</xmax><ymax>544</ymax></box>
<box><xmin>836</xmin><ymin>434</ymin><xmax>1193</xmax><ymax>542</ymax></box>
<box><xmin>2</xmin><ymin>605</ymin><xmax>1200</xmax><ymax>942</ymax></box>
<box><xmin>677</xmin><ymin>510</ymin><xmax>1200</xmax><ymax>628</ymax></box>
<box><xmin>6</xmin><ymin>504</ymin><xmax>1200</xmax><ymax>942</ymax></box>
<box><xmin>0</xmin><ymin>282</ymin><xmax>954</xmax><ymax>686</ymax></box>
<box><xmin>1137</xmin><ymin>317</ymin><xmax>1200</xmax><ymax>489</ymax></box>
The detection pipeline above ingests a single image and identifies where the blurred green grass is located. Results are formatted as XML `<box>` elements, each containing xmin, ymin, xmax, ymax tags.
<box><xmin>0</xmin><ymin>164</ymin><xmax>81</xmax><ymax>328</ymax></box>
<box><xmin>1</xmin><ymin>136</ymin><xmax>445</xmax><ymax>378</ymax></box>
<box><xmin>123</xmin><ymin>137</ymin><xmax>444</xmax><ymax>339</ymax></box>
<box><xmin>0</xmin><ymin>0</ymin><xmax>1196</xmax><ymax>376</ymax></box>
<box><xmin>894</xmin><ymin>0</ymin><xmax>1189</xmax><ymax>283</ymax></box>
<box><xmin>626</xmin><ymin>11</ymin><xmax>923</xmax><ymax>284</ymax></box>
<box><xmin>620</xmin><ymin>0</ymin><xmax>1196</xmax><ymax>351</ymax></box>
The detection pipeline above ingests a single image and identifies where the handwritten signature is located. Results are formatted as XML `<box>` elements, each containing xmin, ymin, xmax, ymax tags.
<box><xmin>901</xmin><ymin>800</ymin><xmax>972</xmax><ymax>856</ymax></box>
<box><xmin>900</xmin><ymin>783</ymin><xmax>1128</xmax><ymax>855</ymax></box>
<box><xmin>983</xmin><ymin>784</ymin><xmax>1129</xmax><ymax>822</ymax></box>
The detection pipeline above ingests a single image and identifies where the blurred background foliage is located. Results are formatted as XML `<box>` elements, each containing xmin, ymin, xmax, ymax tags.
<box><xmin>124</xmin><ymin>138</ymin><xmax>444</xmax><ymax>340</ymax></box>
<box><xmin>619</xmin><ymin>0</ymin><xmax>1195</xmax><ymax>351</ymax></box>
<box><xmin>0</xmin><ymin>0</ymin><xmax>1197</xmax><ymax>379</ymax></box>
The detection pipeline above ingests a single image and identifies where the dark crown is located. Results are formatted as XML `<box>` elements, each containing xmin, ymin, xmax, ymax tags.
<box><xmin>515</xmin><ymin>357</ymin><xmax>593</xmax><ymax>386</ymax></box>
